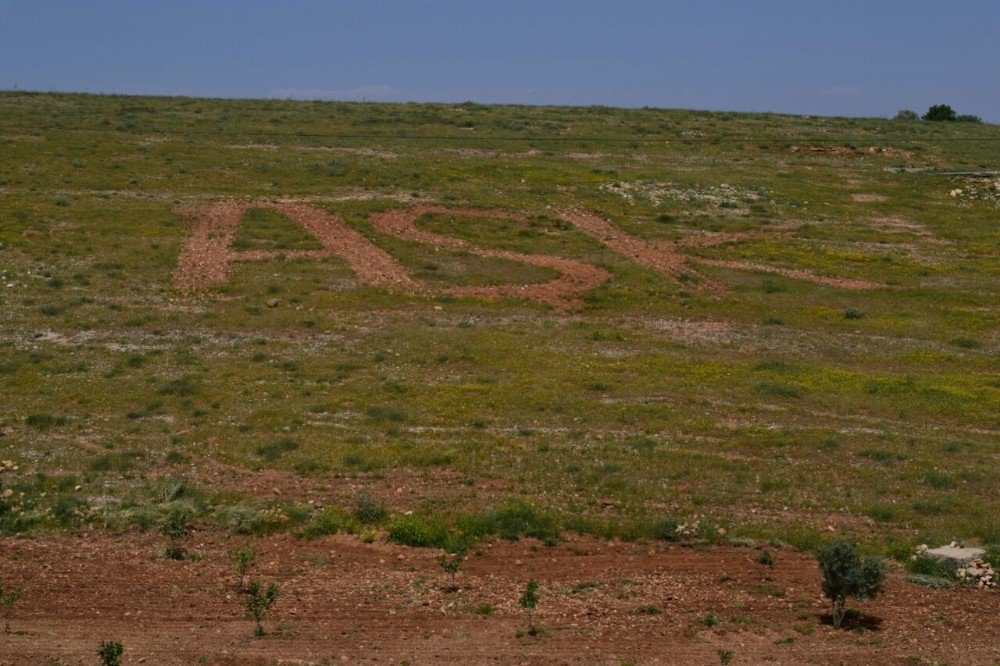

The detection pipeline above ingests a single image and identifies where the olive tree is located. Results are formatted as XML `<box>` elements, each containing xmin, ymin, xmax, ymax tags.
<box><xmin>816</xmin><ymin>540</ymin><xmax>886</xmax><ymax>628</ymax></box>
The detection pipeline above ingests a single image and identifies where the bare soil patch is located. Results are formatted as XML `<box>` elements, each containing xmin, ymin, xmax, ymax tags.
<box><xmin>790</xmin><ymin>146</ymin><xmax>914</xmax><ymax>160</ymax></box>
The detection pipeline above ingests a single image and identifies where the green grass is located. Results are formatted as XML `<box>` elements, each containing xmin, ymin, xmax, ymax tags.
<box><xmin>232</xmin><ymin>208</ymin><xmax>324</xmax><ymax>251</ymax></box>
<box><xmin>0</xmin><ymin>91</ymin><xmax>997</xmax><ymax>555</ymax></box>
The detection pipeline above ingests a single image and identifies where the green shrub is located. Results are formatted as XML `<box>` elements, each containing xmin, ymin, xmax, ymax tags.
<box><xmin>256</xmin><ymin>438</ymin><xmax>298</xmax><ymax>460</ymax></box>
<box><xmin>921</xmin><ymin>469</ymin><xmax>954</xmax><ymax>488</ymax></box>
<box><xmin>220</xmin><ymin>504</ymin><xmax>270</xmax><ymax>535</ymax></box>
<box><xmin>158</xmin><ymin>500</ymin><xmax>195</xmax><ymax>540</ymax></box>
<box><xmin>756</xmin><ymin>381</ymin><xmax>801</xmax><ymax>398</ymax></box>
<box><xmin>906</xmin><ymin>555</ymin><xmax>954</xmax><ymax>578</ymax></box>
<box><xmin>865</xmin><ymin>504</ymin><xmax>894</xmax><ymax>523</ymax></box>
<box><xmin>107</xmin><ymin>505</ymin><xmax>158</xmax><ymax>532</ymax></box>
<box><xmin>230</xmin><ymin>545</ymin><xmax>257</xmax><ymax>591</ymax></box>
<box><xmin>342</xmin><ymin>451</ymin><xmax>380</xmax><ymax>472</ymax></box>
<box><xmin>438</xmin><ymin>552</ymin><xmax>464</xmax><ymax>582</ymax></box>
<box><xmin>97</xmin><ymin>641</ymin><xmax>124</xmax><ymax>666</ymax></box>
<box><xmin>366</xmin><ymin>405</ymin><xmax>406</xmax><ymax>422</ymax></box>
<box><xmin>487</xmin><ymin>501</ymin><xmax>560</xmax><ymax>542</ymax></box>
<box><xmin>0</xmin><ymin>581</ymin><xmax>22</xmax><ymax>633</ymax></box>
<box><xmin>858</xmin><ymin>448</ymin><xmax>904</xmax><ymax>464</ymax></box>
<box><xmin>816</xmin><ymin>540</ymin><xmax>886</xmax><ymax>628</ymax></box>
<box><xmin>387</xmin><ymin>514</ymin><xmax>450</xmax><ymax>549</ymax></box>
<box><xmin>519</xmin><ymin>579</ymin><xmax>539</xmax><ymax>635</ymax></box>
<box><xmin>923</xmin><ymin>104</ymin><xmax>957</xmax><ymax>122</ymax></box>
<box><xmin>653</xmin><ymin>517</ymin><xmax>681</xmax><ymax>541</ymax></box>
<box><xmin>89</xmin><ymin>451</ymin><xmax>141</xmax><ymax>472</ymax></box>
<box><xmin>52</xmin><ymin>495</ymin><xmax>87</xmax><ymax>526</ymax></box>
<box><xmin>164</xmin><ymin>450</ymin><xmax>187</xmax><ymax>465</ymax></box>
<box><xmin>293</xmin><ymin>456</ymin><xmax>326</xmax><ymax>475</ymax></box>
<box><xmin>25</xmin><ymin>413</ymin><xmax>66</xmax><ymax>430</ymax></box>
<box><xmin>243</xmin><ymin>580</ymin><xmax>279</xmax><ymax>636</ymax></box>
<box><xmin>297</xmin><ymin>510</ymin><xmax>345</xmax><ymax>539</ymax></box>
<box><xmin>906</xmin><ymin>573</ymin><xmax>954</xmax><ymax>589</ymax></box>
<box><xmin>950</xmin><ymin>336</ymin><xmax>981</xmax><ymax>349</ymax></box>
<box><xmin>353</xmin><ymin>492</ymin><xmax>388</xmax><ymax>524</ymax></box>
<box><xmin>158</xmin><ymin>377</ymin><xmax>198</xmax><ymax>396</ymax></box>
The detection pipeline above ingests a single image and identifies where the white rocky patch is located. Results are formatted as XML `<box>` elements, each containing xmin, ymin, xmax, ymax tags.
<box><xmin>601</xmin><ymin>180</ymin><xmax>767</xmax><ymax>209</ymax></box>
<box><xmin>948</xmin><ymin>178</ymin><xmax>1000</xmax><ymax>207</ymax></box>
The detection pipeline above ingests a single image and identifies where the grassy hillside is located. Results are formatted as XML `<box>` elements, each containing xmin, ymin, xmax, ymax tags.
<box><xmin>1</xmin><ymin>91</ymin><xmax>998</xmax><ymax>558</ymax></box>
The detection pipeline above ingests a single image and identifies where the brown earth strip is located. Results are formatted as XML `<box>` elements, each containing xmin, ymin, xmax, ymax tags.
<box><xmin>369</xmin><ymin>205</ymin><xmax>611</xmax><ymax>309</ymax></box>
<box><xmin>560</xmin><ymin>208</ymin><xmax>886</xmax><ymax>292</ymax></box>
<box><xmin>675</xmin><ymin>230</ymin><xmax>763</xmax><ymax>248</ymax></box>
<box><xmin>557</xmin><ymin>208</ymin><xmax>726</xmax><ymax>292</ymax></box>
<box><xmin>697</xmin><ymin>258</ymin><xmax>886</xmax><ymax>290</ymax></box>
<box><xmin>172</xmin><ymin>200</ymin><xmax>417</xmax><ymax>292</ymax></box>
<box><xmin>173</xmin><ymin>201</ymin><xmax>884</xmax><ymax>299</ymax></box>
<box><xmin>173</xmin><ymin>201</ymin><xmax>248</xmax><ymax>290</ymax></box>
<box><xmin>790</xmin><ymin>146</ymin><xmax>914</xmax><ymax>159</ymax></box>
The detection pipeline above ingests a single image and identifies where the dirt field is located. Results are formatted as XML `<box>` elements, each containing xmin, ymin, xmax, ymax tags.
<box><xmin>2</xmin><ymin>93</ymin><xmax>999</xmax><ymax>664</ymax></box>
<box><xmin>3</xmin><ymin>533</ymin><xmax>998</xmax><ymax>665</ymax></box>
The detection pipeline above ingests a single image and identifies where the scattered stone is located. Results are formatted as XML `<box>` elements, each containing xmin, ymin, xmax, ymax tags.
<box><xmin>957</xmin><ymin>560</ymin><xmax>997</xmax><ymax>590</ymax></box>
<box><xmin>266</xmin><ymin>298</ymin><xmax>280</xmax><ymax>308</ymax></box>
<box><xmin>948</xmin><ymin>177</ymin><xmax>1000</xmax><ymax>207</ymax></box>
<box><xmin>674</xmin><ymin>521</ymin><xmax>700</xmax><ymax>538</ymax></box>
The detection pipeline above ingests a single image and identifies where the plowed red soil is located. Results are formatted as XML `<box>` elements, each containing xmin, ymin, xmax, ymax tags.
<box><xmin>1</xmin><ymin>533</ymin><xmax>996</xmax><ymax>664</ymax></box>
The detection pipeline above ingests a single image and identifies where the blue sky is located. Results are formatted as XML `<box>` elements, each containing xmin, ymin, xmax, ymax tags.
<box><xmin>1</xmin><ymin>1</ymin><xmax>997</xmax><ymax>121</ymax></box>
